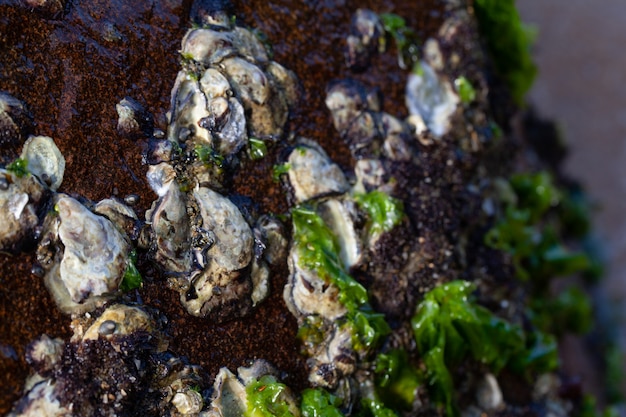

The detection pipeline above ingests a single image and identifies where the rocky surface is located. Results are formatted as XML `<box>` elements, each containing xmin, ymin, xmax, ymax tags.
<box><xmin>0</xmin><ymin>0</ymin><xmax>611</xmax><ymax>415</ymax></box>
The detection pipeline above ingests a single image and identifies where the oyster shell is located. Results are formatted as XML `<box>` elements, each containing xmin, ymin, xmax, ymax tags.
<box><xmin>284</xmin><ymin>247</ymin><xmax>347</xmax><ymax>321</ymax></box>
<box><xmin>405</xmin><ymin>60</ymin><xmax>459</xmax><ymax>137</ymax></box>
<box><xmin>11</xmin><ymin>304</ymin><xmax>205</xmax><ymax>417</ymax></box>
<box><xmin>318</xmin><ymin>198</ymin><xmax>361</xmax><ymax>269</ymax></box>
<box><xmin>220</xmin><ymin>57</ymin><xmax>270</xmax><ymax>106</ymax></box>
<box><xmin>0</xmin><ymin>92</ymin><xmax>33</xmax><ymax>164</ymax></box>
<box><xmin>168</xmin><ymin>71</ymin><xmax>212</xmax><ymax>145</ymax></box>
<box><xmin>0</xmin><ymin>168</ymin><xmax>48</xmax><ymax>252</ymax></box>
<box><xmin>115</xmin><ymin>96</ymin><xmax>154</xmax><ymax>140</ymax></box>
<box><xmin>93</xmin><ymin>198</ymin><xmax>140</xmax><ymax>241</ymax></box>
<box><xmin>81</xmin><ymin>304</ymin><xmax>153</xmax><ymax>341</ymax></box>
<box><xmin>146</xmin><ymin>177</ymin><xmax>193</xmax><ymax>273</ymax></box>
<box><xmin>346</xmin><ymin>9</ymin><xmax>384</xmax><ymax>71</ymax></box>
<box><xmin>308</xmin><ymin>325</ymin><xmax>356</xmax><ymax>389</ymax></box>
<box><xmin>286</xmin><ymin>142</ymin><xmax>349</xmax><ymax>203</ymax></box>
<box><xmin>7</xmin><ymin>380</ymin><xmax>70</xmax><ymax>417</ymax></box>
<box><xmin>181</xmin><ymin>28</ymin><xmax>236</xmax><ymax>66</ymax></box>
<box><xmin>206</xmin><ymin>360</ymin><xmax>300</xmax><ymax>417</ymax></box>
<box><xmin>181</xmin><ymin>187</ymin><xmax>256</xmax><ymax>317</ymax></box>
<box><xmin>37</xmin><ymin>195</ymin><xmax>131</xmax><ymax>314</ymax></box>
<box><xmin>232</xmin><ymin>26</ymin><xmax>270</xmax><ymax>65</ymax></box>
<box><xmin>20</xmin><ymin>135</ymin><xmax>65</xmax><ymax>191</ymax></box>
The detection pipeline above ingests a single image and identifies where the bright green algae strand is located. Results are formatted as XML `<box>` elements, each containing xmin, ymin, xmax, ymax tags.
<box><xmin>379</xmin><ymin>13</ymin><xmax>420</xmax><ymax>70</ymax></box>
<box><xmin>6</xmin><ymin>157</ymin><xmax>29</xmax><ymax>177</ymax></box>
<box><xmin>249</xmin><ymin>137</ymin><xmax>268</xmax><ymax>160</ymax></box>
<box><xmin>374</xmin><ymin>349</ymin><xmax>421</xmax><ymax>412</ymax></box>
<box><xmin>411</xmin><ymin>280</ymin><xmax>558</xmax><ymax>416</ymax></box>
<box><xmin>120</xmin><ymin>250</ymin><xmax>142</xmax><ymax>292</ymax></box>
<box><xmin>454</xmin><ymin>76</ymin><xmax>476</xmax><ymax>104</ymax></box>
<box><xmin>354</xmin><ymin>191</ymin><xmax>404</xmax><ymax>238</ymax></box>
<box><xmin>300</xmin><ymin>389</ymin><xmax>344</xmax><ymax>417</ymax></box>
<box><xmin>246</xmin><ymin>375</ymin><xmax>295</xmax><ymax>417</ymax></box>
<box><xmin>485</xmin><ymin>172</ymin><xmax>591</xmax><ymax>282</ymax></box>
<box><xmin>291</xmin><ymin>206</ymin><xmax>390</xmax><ymax>351</ymax></box>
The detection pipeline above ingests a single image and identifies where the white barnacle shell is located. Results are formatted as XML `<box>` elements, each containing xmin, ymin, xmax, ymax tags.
<box><xmin>20</xmin><ymin>135</ymin><xmax>65</xmax><ymax>191</ymax></box>
<box><xmin>405</xmin><ymin>60</ymin><xmax>459</xmax><ymax>137</ymax></box>
<box><xmin>353</xmin><ymin>159</ymin><xmax>385</xmax><ymax>193</ymax></box>
<box><xmin>41</xmin><ymin>195</ymin><xmax>130</xmax><ymax>315</ymax></box>
<box><xmin>146</xmin><ymin>162</ymin><xmax>176</xmax><ymax>197</ymax></box>
<box><xmin>286</xmin><ymin>142</ymin><xmax>349</xmax><ymax>203</ymax></box>
<box><xmin>181</xmin><ymin>28</ymin><xmax>236</xmax><ymax>66</ymax></box>
<box><xmin>172</xmin><ymin>390</ymin><xmax>203</xmax><ymax>415</ymax></box>
<box><xmin>0</xmin><ymin>168</ymin><xmax>47</xmax><ymax>252</ymax></box>
<box><xmin>81</xmin><ymin>304</ymin><xmax>153</xmax><ymax>341</ymax></box>
<box><xmin>381</xmin><ymin>112</ymin><xmax>413</xmax><ymax>161</ymax></box>
<box><xmin>476</xmin><ymin>373</ymin><xmax>504</xmax><ymax>411</ymax></box>
<box><xmin>115</xmin><ymin>96</ymin><xmax>154</xmax><ymax>140</ymax></box>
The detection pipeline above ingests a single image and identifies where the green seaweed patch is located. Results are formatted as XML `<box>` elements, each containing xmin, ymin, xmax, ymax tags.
<box><xmin>411</xmin><ymin>280</ymin><xmax>526</xmax><ymax>416</ymax></box>
<box><xmin>509</xmin><ymin>329</ymin><xmax>559</xmax><ymax>375</ymax></box>
<box><xmin>486</xmin><ymin>172</ymin><xmax>591</xmax><ymax>282</ymax></box>
<box><xmin>354</xmin><ymin>191</ymin><xmax>404</xmax><ymax>238</ymax></box>
<box><xmin>379</xmin><ymin>13</ymin><xmax>420</xmax><ymax>70</ymax></box>
<box><xmin>300</xmin><ymin>388</ymin><xmax>344</xmax><ymax>417</ymax></box>
<box><xmin>120</xmin><ymin>250</ymin><xmax>142</xmax><ymax>292</ymax></box>
<box><xmin>6</xmin><ymin>158</ymin><xmax>29</xmax><ymax>177</ymax></box>
<box><xmin>485</xmin><ymin>212</ymin><xmax>590</xmax><ymax>282</ymax></box>
<box><xmin>291</xmin><ymin>206</ymin><xmax>390</xmax><ymax>351</ymax></box>
<box><xmin>249</xmin><ymin>137</ymin><xmax>268</xmax><ymax>160</ymax></box>
<box><xmin>272</xmin><ymin>163</ymin><xmax>290</xmax><ymax>182</ymax></box>
<box><xmin>195</xmin><ymin>144</ymin><xmax>224</xmax><ymax>168</ymax></box>
<box><xmin>374</xmin><ymin>349</ymin><xmax>421</xmax><ymax>411</ymax></box>
<box><xmin>473</xmin><ymin>0</ymin><xmax>537</xmax><ymax>104</ymax></box>
<box><xmin>358</xmin><ymin>398</ymin><xmax>398</xmax><ymax>417</ymax></box>
<box><xmin>530</xmin><ymin>286</ymin><xmax>592</xmax><ymax>336</ymax></box>
<box><xmin>579</xmin><ymin>395</ymin><xmax>621</xmax><ymax>417</ymax></box>
<box><xmin>509</xmin><ymin>172</ymin><xmax>560</xmax><ymax>223</ymax></box>
<box><xmin>246</xmin><ymin>375</ymin><xmax>296</xmax><ymax>417</ymax></box>
<box><xmin>454</xmin><ymin>76</ymin><xmax>476</xmax><ymax>104</ymax></box>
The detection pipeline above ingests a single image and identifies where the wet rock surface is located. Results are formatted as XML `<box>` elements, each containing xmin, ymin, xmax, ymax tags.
<box><xmin>0</xmin><ymin>1</ymin><xmax>445</xmax><ymax>413</ymax></box>
<box><xmin>0</xmin><ymin>0</ymin><xmax>594</xmax><ymax>416</ymax></box>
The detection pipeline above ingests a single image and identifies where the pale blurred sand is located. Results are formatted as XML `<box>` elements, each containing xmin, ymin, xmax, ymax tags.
<box><xmin>518</xmin><ymin>0</ymin><xmax>626</xmax><ymax>400</ymax></box>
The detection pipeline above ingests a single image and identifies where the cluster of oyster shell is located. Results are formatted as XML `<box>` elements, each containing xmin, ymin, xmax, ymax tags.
<box><xmin>3</xmin><ymin>5</ymin><xmax>299</xmax><ymax>416</ymax></box>
<box><xmin>140</xmin><ymin>7</ymin><xmax>298</xmax><ymax>319</ymax></box>
<box><xmin>3</xmin><ymin>1</ymin><xmax>575</xmax><ymax>416</ymax></box>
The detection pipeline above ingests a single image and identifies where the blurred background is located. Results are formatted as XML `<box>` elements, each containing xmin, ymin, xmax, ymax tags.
<box><xmin>518</xmin><ymin>0</ymin><xmax>626</xmax><ymax>399</ymax></box>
